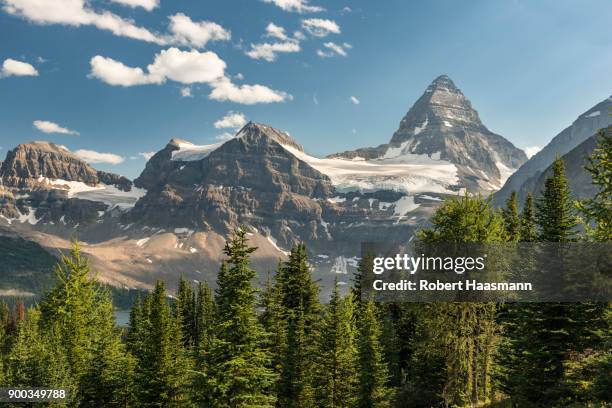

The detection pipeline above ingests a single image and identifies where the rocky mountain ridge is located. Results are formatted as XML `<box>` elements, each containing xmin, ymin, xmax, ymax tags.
<box><xmin>494</xmin><ymin>96</ymin><xmax>612</xmax><ymax>206</ymax></box>
<box><xmin>329</xmin><ymin>75</ymin><xmax>527</xmax><ymax>191</ymax></box>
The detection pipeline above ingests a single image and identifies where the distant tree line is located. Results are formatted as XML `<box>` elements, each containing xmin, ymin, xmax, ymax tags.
<box><xmin>0</xmin><ymin>130</ymin><xmax>609</xmax><ymax>407</ymax></box>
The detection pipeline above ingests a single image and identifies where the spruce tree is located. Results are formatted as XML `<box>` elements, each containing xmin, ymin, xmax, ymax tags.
<box><xmin>502</xmin><ymin>191</ymin><xmax>521</xmax><ymax>241</ymax></box>
<box><xmin>577</xmin><ymin>127</ymin><xmax>612</xmax><ymax>241</ymax></box>
<box><xmin>132</xmin><ymin>281</ymin><xmax>191</xmax><ymax>406</ymax></box>
<box><xmin>536</xmin><ymin>156</ymin><xmax>579</xmax><ymax>242</ymax></box>
<box><xmin>414</xmin><ymin>194</ymin><xmax>503</xmax><ymax>406</ymax></box>
<box><xmin>276</xmin><ymin>244</ymin><xmax>321</xmax><ymax>406</ymax></box>
<box><xmin>7</xmin><ymin>309</ymin><xmax>76</xmax><ymax>403</ymax></box>
<box><xmin>38</xmin><ymin>240</ymin><xmax>135</xmax><ymax>405</ymax></box>
<box><xmin>176</xmin><ymin>277</ymin><xmax>196</xmax><ymax>348</ymax></box>
<box><xmin>313</xmin><ymin>282</ymin><xmax>357</xmax><ymax>407</ymax></box>
<box><xmin>519</xmin><ymin>193</ymin><xmax>537</xmax><ymax>242</ymax></box>
<box><xmin>206</xmin><ymin>227</ymin><xmax>277</xmax><ymax>407</ymax></box>
<box><xmin>356</xmin><ymin>299</ymin><xmax>391</xmax><ymax>407</ymax></box>
<box><xmin>502</xmin><ymin>157</ymin><xmax>585</xmax><ymax>405</ymax></box>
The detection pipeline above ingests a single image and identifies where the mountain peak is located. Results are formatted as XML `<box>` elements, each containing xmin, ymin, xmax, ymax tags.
<box><xmin>236</xmin><ymin>121</ymin><xmax>304</xmax><ymax>152</ymax></box>
<box><xmin>430</xmin><ymin>74</ymin><xmax>457</xmax><ymax>89</ymax></box>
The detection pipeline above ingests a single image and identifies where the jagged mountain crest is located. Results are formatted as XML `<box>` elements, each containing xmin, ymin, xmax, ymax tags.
<box><xmin>329</xmin><ymin>75</ymin><xmax>527</xmax><ymax>191</ymax></box>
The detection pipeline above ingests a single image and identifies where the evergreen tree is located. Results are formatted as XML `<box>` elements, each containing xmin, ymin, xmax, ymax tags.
<box><xmin>276</xmin><ymin>244</ymin><xmax>321</xmax><ymax>407</ymax></box>
<box><xmin>313</xmin><ymin>282</ymin><xmax>357</xmax><ymax>407</ymax></box>
<box><xmin>206</xmin><ymin>227</ymin><xmax>277</xmax><ymax>407</ymax></box>
<box><xmin>356</xmin><ymin>299</ymin><xmax>391</xmax><ymax>407</ymax></box>
<box><xmin>502</xmin><ymin>191</ymin><xmax>521</xmax><ymax>241</ymax></box>
<box><xmin>519</xmin><ymin>193</ymin><xmax>537</xmax><ymax>242</ymax></box>
<box><xmin>79</xmin><ymin>294</ymin><xmax>136</xmax><ymax>407</ymax></box>
<box><xmin>577</xmin><ymin>127</ymin><xmax>612</xmax><ymax>241</ymax></box>
<box><xmin>37</xmin><ymin>241</ymin><xmax>135</xmax><ymax>405</ymax></box>
<box><xmin>7</xmin><ymin>309</ymin><xmax>77</xmax><ymax>404</ymax></box>
<box><xmin>131</xmin><ymin>281</ymin><xmax>191</xmax><ymax>406</ymax></box>
<box><xmin>414</xmin><ymin>194</ymin><xmax>503</xmax><ymax>406</ymax></box>
<box><xmin>194</xmin><ymin>281</ymin><xmax>215</xmax><ymax>355</ymax></box>
<box><xmin>536</xmin><ymin>156</ymin><xmax>579</xmax><ymax>241</ymax></box>
<box><xmin>176</xmin><ymin>277</ymin><xmax>196</xmax><ymax>348</ymax></box>
<box><xmin>501</xmin><ymin>157</ymin><xmax>596</xmax><ymax>406</ymax></box>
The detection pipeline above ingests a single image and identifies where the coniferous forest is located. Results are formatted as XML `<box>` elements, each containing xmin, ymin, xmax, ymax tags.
<box><xmin>0</xmin><ymin>134</ymin><xmax>610</xmax><ymax>407</ymax></box>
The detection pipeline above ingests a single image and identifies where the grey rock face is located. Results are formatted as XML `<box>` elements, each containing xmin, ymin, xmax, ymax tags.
<box><xmin>329</xmin><ymin>75</ymin><xmax>527</xmax><ymax>191</ymax></box>
<box><xmin>520</xmin><ymin>126</ymin><xmax>610</xmax><ymax>206</ymax></box>
<box><xmin>0</xmin><ymin>141</ymin><xmax>136</xmax><ymax>227</ymax></box>
<box><xmin>494</xmin><ymin>96</ymin><xmax>612</xmax><ymax>206</ymax></box>
<box><xmin>0</xmin><ymin>141</ymin><xmax>99</xmax><ymax>188</ymax></box>
<box><xmin>96</xmin><ymin>171</ymin><xmax>133</xmax><ymax>192</ymax></box>
<box><xmin>129</xmin><ymin>123</ymin><xmax>339</xmax><ymax>246</ymax></box>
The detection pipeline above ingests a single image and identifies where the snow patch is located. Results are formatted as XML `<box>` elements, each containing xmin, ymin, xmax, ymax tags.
<box><xmin>393</xmin><ymin>196</ymin><xmax>420</xmax><ymax>221</ymax></box>
<box><xmin>420</xmin><ymin>194</ymin><xmax>442</xmax><ymax>201</ymax></box>
<box><xmin>38</xmin><ymin>177</ymin><xmax>146</xmax><ymax>210</ymax></box>
<box><xmin>585</xmin><ymin>111</ymin><xmax>600</xmax><ymax>118</ymax></box>
<box><xmin>414</xmin><ymin>115</ymin><xmax>428</xmax><ymax>135</ymax></box>
<box><xmin>136</xmin><ymin>237</ymin><xmax>150</xmax><ymax>247</ymax></box>
<box><xmin>443</xmin><ymin>120</ymin><xmax>453</xmax><ymax>128</ymax></box>
<box><xmin>171</xmin><ymin>141</ymin><xmax>224</xmax><ymax>161</ymax></box>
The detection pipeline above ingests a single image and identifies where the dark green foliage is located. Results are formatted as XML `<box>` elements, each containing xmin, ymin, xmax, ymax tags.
<box><xmin>502</xmin><ymin>191</ymin><xmax>521</xmax><ymax>241</ymax></box>
<box><xmin>536</xmin><ymin>157</ymin><xmax>579</xmax><ymax>242</ymax></box>
<box><xmin>519</xmin><ymin>193</ymin><xmax>537</xmax><ymax>242</ymax></box>
<box><xmin>356</xmin><ymin>299</ymin><xmax>391</xmax><ymax>407</ymax></box>
<box><xmin>205</xmin><ymin>227</ymin><xmax>277</xmax><ymax>407</ymax></box>
<box><xmin>577</xmin><ymin>127</ymin><xmax>612</xmax><ymax>241</ymax></box>
<box><xmin>313</xmin><ymin>283</ymin><xmax>357</xmax><ymax>407</ymax></box>
<box><xmin>276</xmin><ymin>244</ymin><xmax>321</xmax><ymax>407</ymax></box>
<box><xmin>128</xmin><ymin>281</ymin><xmax>191</xmax><ymax>406</ymax></box>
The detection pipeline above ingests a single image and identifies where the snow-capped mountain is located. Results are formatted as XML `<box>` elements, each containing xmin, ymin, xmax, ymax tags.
<box><xmin>0</xmin><ymin>141</ymin><xmax>144</xmax><ymax>227</ymax></box>
<box><xmin>493</xmin><ymin>95</ymin><xmax>612</xmax><ymax>206</ymax></box>
<box><xmin>329</xmin><ymin>75</ymin><xmax>527</xmax><ymax>191</ymax></box>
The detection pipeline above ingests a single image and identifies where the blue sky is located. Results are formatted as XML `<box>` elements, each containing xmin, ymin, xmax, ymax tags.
<box><xmin>1</xmin><ymin>0</ymin><xmax>610</xmax><ymax>178</ymax></box>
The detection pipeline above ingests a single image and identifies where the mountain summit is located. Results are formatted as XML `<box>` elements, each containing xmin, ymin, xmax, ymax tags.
<box><xmin>330</xmin><ymin>75</ymin><xmax>527</xmax><ymax>191</ymax></box>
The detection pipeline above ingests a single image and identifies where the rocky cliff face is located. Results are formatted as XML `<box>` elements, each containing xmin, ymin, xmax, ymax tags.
<box><xmin>494</xmin><ymin>96</ymin><xmax>612</xmax><ymax>206</ymax></box>
<box><xmin>0</xmin><ymin>141</ymin><xmax>99</xmax><ymax>188</ymax></box>
<box><xmin>129</xmin><ymin>123</ymin><xmax>345</xmax><ymax>248</ymax></box>
<box><xmin>526</xmin><ymin>126</ymin><xmax>610</xmax><ymax>204</ymax></box>
<box><xmin>0</xmin><ymin>141</ymin><xmax>136</xmax><ymax>228</ymax></box>
<box><xmin>329</xmin><ymin>75</ymin><xmax>527</xmax><ymax>191</ymax></box>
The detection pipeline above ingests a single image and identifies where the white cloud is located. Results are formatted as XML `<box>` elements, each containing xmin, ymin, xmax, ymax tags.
<box><xmin>90</xmin><ymin>56</ymin><xmax>154</xmax><ymax>86</ymax></box>
<box><xmin>90</xmin><ymin>48</ymin><xmax>291</xmax><ymax>104</ymax></box>
<box><xmin>524</xmin><ymin>146</ymin><xmax>541</xmax><ymax>159</ymax></box>
<box><xmin>262</xmin><ymin>0</ymin><xmax>323</xmax><ymax>13</ymax></box>
<box><xmin>215</xmin><ymin>132</ymin><xmax>235</xmax><ymax>141</ymax></box>
<box><xmin>349</xmin><ymin>96</ymin><xmax>360</xmax><ymax>105</ymax></box>
<box><xmin>3</xmin><ymin>1</ymin><xmax>230</xmax><ymax>48</ymax></box>
<box><xmin>90</xmin><ymin>48</ymin><xmax>226</xmax><ymax>86</ymax></box>
<box><xmin>110</xmin><ymin>0</ymin><xmax>158</xmax><ymax>11</ymax></box>
<box><xmin>265</xmin><ymin>22</ymin><xmax>288</xmax><ymax>41</ymax></box>
<box><xmin>139</xmin><ymin>151</ymin><xmax>155</xmax><ymax>160</ymax></box>
<box><xmin>246</xmin><ymin>40</ymin><xmax>300</xmax><ymax>62</ymax></box>
<box><xmin>33</xmin><ymin>120</ymin><xmax>79</xmax><ymax>135</ymax></box>
<box><xmin>180</xmin><ymin>87</ymin><xmax>192</xmax><ymax>97</ymax></box>
<box><xmin>247</xmin><ymin>23</ymin><xmax>302</xmax><ymax>62</ymax></box>
<box><xmin>234</xmin><ymin>73</ymin><xmax>244</xmax><ymax>80</ymax></box>
<box><xmin>1</xmin><ymin>58</ymin><xmax>38</xmax><ymax>77</ymax></box>
<box><xmin>209</xmin><ymin>77</ymin><xmax>291</xmax><ymax>104</ymax></box>
<box><xmin>3</xmin><ymin>0</ymin><xmax>164</xmax><ymax>44</ymax></box>
<box><xmin>75</xmin><ymin>149</ymin><xmax>124</xmax><ymax>164</ymax></box>
<box><xmin>168</xmin><ymin>13</ymin><xmax>231</xmax><ymax>48</ymax></box>
<box><xmin>301</xmin><ymin>18</ymin><xmax>340</xmax><ymax>37</ymax></box>
<box><xmin>341</xmin><ymin>6</ymin><xmax>352</xmax><ymax>13</ymax></box>
<box><xmin>214</xmin><ymin>111</ymin><xmax>247</xmax><ymax>129</ymax></box>
<box><xmin>317</xmin><ymin>41</ymin><xmax>351</xmax><ymax>57</ymax></box>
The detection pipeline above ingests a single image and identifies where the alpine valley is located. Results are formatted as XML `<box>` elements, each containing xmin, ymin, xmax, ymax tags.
<box><xmin>1</xmin><ymin>75</ymin><xmax>609</xmax><ymax>297</ymax></box>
